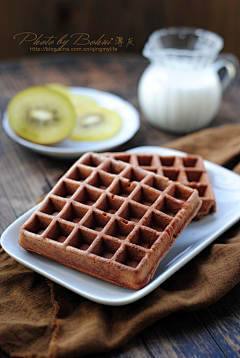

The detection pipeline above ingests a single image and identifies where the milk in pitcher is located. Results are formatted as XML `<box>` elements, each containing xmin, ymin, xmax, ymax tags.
<box><xmin>138</xmin><ymin>27</ymin><xmax>237</xmax><ymax>133</ymax></box>
<box><xmin>138</xmin><ymin>62</ymin><xmax>222</xmax><ymax>133</ymax></box>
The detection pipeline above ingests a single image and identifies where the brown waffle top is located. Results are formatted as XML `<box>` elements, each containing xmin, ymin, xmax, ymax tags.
<box><xmin>105</xmin><ymin>152</ymin><xmax>216</xmax><ymax>220</ymax></box>
<box><xmin>19</xmin><ymin>152</ymin><xmax>201</xmax><ymax>290</ymax></box>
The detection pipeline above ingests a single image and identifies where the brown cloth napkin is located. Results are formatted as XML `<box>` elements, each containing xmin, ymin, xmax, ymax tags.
<box><xmin>1</xmin><ymin>124</ymin><xmax>240</xmax><ymax>358</ymax></box>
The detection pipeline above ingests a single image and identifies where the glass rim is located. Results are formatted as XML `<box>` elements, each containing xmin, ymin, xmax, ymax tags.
<box><xmin>143</xmin><ymin>26</ymin><xmax>224</xmax><ymax>58</ymax></box>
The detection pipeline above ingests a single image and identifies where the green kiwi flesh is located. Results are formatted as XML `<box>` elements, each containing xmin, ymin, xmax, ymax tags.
<box><xmin>70</xmin><ymin>104</ymin><xmax>122</xmax><ymax>141</ymax></box>
<box><xmin>8</xmin><ymin>86</ymin><xmax>76</xmax><ymax>145</ymax></box>
<box><xmin>47</xmin><ymin>83</ymin><xmax>97</xmax><ymax>107</ymax></box>
<box><xmin>46</xmin><ymin>83</ymin><xmax>122</xmax><ymax>141</ymax></box>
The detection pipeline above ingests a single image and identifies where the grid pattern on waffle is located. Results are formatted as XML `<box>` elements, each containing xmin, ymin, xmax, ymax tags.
<box><xmin>105</xmin><ymin>152</ymin><xmax>216</xmax><ymax>220</ymax></box>
<box><xmin>19</xmin><ymin>152</ymin><xmax>201</xmax><ymax>289</ymax></box>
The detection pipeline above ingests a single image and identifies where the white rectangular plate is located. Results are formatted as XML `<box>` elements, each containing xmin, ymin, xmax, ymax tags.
<box><xmin>1</xmin><ymin>146</ymin><xmax>240</xmax><ymax>306</ymax></box>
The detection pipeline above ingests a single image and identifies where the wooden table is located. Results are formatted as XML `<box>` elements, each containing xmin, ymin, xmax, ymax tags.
<box><xmin>0</xmin><ymin>53</ymin><xmax>240</xmax><ymax>358</ymax></box>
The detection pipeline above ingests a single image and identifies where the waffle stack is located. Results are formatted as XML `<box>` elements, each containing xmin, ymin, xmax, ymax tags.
<box><xmin>105</xmin><ymin>153</ymin><xmax>216</xmax><ymax>220</ymax></box>
<box><xmin>19</xmin><ymin>152</ymin><xmax>202</xmax><ymax>290</ymax></box>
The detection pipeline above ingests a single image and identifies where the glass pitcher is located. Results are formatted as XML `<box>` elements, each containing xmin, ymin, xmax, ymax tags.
<box><xmin>138</xmin><ymin>27</ymin><xmax>238</xmax><ymax>133</ymax></box>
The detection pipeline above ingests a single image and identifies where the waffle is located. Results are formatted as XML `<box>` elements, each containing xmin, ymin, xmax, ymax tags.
<box><xmin>19</xmin><ymin>152</ymin><xmax>201</xmax><ymax>290</ymax></box>
<box><xmin>105</xmin><ymin>152</ymin><xmax>216</xmax><ymax>220</ymax></box>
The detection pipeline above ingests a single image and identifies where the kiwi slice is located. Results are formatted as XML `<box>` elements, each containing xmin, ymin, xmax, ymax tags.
<box><xmin>46</xmin><ymin>83</ymin><xmax>70</xmax><ymax>97</ymax></box>
<box><xmin>70</xmin><ymin>104</ymin><xmax>122</xmax><ymax>141</ymax></box>
<box><xmin>70</xmin><ymin>94</ymin><xmax>97</xmax><ymax>107</ymax></box>
<box><xmin>46</xmin><ymin>83</ymin><xmax>122</xmax><ymax>141</ymax></box>
<box><xmin>8</xmin><ymin>86</ymin><xmax>76</xmax><ymax>145</ymax></box>
<box><xmin>47</xmin><ymin>83</ymin><xmax>97</xmax><ymax>107</ymax></box>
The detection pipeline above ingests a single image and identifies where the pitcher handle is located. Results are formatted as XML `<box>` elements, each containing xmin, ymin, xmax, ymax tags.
<box><xmin>214</xmin><ymin>53</ymin><xmax>239</xmax><ymax>91</ymax></box>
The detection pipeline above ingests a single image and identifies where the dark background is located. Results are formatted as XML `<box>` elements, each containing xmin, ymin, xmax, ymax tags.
<box><xmin>0</xmin><ymin>0</ymin><xmax>240</xmax><ymax>60</ymax></box>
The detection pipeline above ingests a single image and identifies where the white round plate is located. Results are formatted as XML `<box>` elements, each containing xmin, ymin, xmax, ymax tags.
<box><xmin>2</xmin><ymin>87</ymin><xmax>140</xmax><ymax>159</ymax></box>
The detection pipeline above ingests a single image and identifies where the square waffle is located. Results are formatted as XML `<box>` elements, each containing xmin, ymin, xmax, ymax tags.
<box><xmin>105</xmin><ymin>152</ymin><xmax>216</xmax><ymax>220</ymax></box>
<box><xmin>19</xmin><ymin>152</ymin><xmax>201</xmax><ymax>290</ymax></box>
